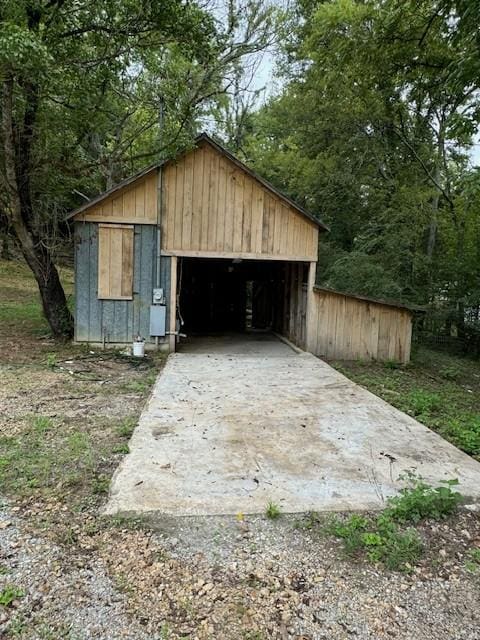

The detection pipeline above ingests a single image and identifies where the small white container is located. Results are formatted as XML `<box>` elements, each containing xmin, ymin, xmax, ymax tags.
<box><xmin>132</xmin><ymin>339</ymin><xmax>145</xmax><ymax>357</ymax></box>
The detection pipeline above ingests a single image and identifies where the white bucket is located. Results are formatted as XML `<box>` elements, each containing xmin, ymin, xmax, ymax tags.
<box><xmin>132</xmin><ymin>341</ymin><xmax>145</xmax><ymax>357</ymax></box>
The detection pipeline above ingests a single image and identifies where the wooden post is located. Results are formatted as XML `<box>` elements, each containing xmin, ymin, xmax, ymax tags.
<box><xmin>305</xmin><ymin>261</ymin><xmax>317</xmax><ymax>353</ymax></box>
<box><xmin>169</xmin><ymin>256</ymin><xmax>178</xmax><ymax>352</ymax></box>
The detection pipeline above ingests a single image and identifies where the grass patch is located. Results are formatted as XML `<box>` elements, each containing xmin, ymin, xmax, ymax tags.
<box><xmin>0</xmin><ymin>413</ymin><xmax>139</xmax><ymax>504</ymax></box>
<box><xmin>332</xmin><ymin>346</ymin><xmax>480</xmax><ymax>459</ymax></box>
<box><xmin>265</xmin><ymin>501</ymin><xmax>281</xmax><ymax>520</ymax></box>
<box><xmin>116</xmin><ymin>417</ymin><xmax>137</xmax><ymax>438</ymax></box>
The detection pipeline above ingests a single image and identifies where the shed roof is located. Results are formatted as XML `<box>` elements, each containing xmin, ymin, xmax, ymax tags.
<box><xmin>67</xmin><ymin>133</ymin><xmax>328</xmax><ymax>231</ymax></box>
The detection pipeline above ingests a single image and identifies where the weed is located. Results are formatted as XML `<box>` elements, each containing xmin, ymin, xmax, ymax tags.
<box><xmin>465</xmin><ymin>548</ymin><xmax>480</xmax><ymax>573</ymax></box>
<box><xmin>107</xmin><ymin>513</ymin><xmax>150</xmax><ymax>531</ymax></box>
<box><xmin>0</xmin><ymin>585</ymin><xmax>24</xmax><ymax>606</ymax></box>
<box><xmin>31</xmin><ymin>415</ymin><xmax>53</xmax><ymax>433</ymax></box>
<box><xmin>385</xmin><ymin>474</ymin><xmax>462</xmax><ymax>523</ymax></box>
<box><xmin>121</xmin><ymin>370</ymin><xmax>156</xmax><ymax>391</ymax></box>
<box><xmin>328</xmin><ymin>476</ymin><xmax>461</xmax><ymax>571</ymax></box>
<box><xmin>440</xmin><ymin>365</ymin><xmax>461</xmax><ymax>381</ymax></box>
<box><xmin>0</xmin><ymin>564</ymin><xmax>9</xmax><ymax>574</ymax></box>
<box><xmin>160</xmin><ymin>624</ymin><xmax>172</xmax><ymax>639</ymax></box>
<box><xmin>92</xmin><ymin>474</ymin><xmax>110</xmax><ymax>495</ymax></box>
<box><xmin>265</xmin><ymin>501</ymin><xmax>281</xmax><ymax>520</ymax></box>
<box><xmin>112</xmin><ymin>443</ymin><xmax>130</xmax><ymax>454</ymax></box>
<box><xmin>6</xmin><ymin>614</ymin><xmax>26</xmax><ymax>636</ymax></box>
<box><xmin>408</xmin><ymin>390</ymin><xmax>441</xmax><ymax>417</ymax></box>
<box><xmin>116</xmin><ymin>417</ymin><xmax>137</xmax><ymax>438</ymax></box>
<box><xmin>442</xmin><ymin>416</ymin><xmax>480</xmax><ymax>456</ymax></box>
<box><xmin>384</xmin><ymin>359</ymin><xmax>402</xmax><ymax>369</ymax></box>
<box><xmin>46</xmin><ymin>353</ymin><xmax>57</xmax><ymax>370</ymax></box>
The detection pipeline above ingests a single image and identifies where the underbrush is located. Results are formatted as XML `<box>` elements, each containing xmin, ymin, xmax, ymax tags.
<box><xmin>326</xmin><ymin>475</ymin><xmax>463</xmax><ymax>571</ymax></box>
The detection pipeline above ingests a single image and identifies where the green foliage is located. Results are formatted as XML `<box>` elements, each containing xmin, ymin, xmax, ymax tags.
<box><xmin>112</xmin><ymin>443</ymin><xmax>130</xmax><ymax>455</ymax></box>
<box><xmin>442</xmin><ymin>416</ymin><xmax>480</xmax><ymax>456</ymax></box>
<box><xmin>384</xmin><ymin>359</ymin><xmax>402</xmax><ymax>370</ymax></box>
<box><xmin>328</xmin><ymin>512</ymin><xmax>422</xmax><ymax>572</ymax></box>
<box><xmin>384</xmin><ymin>475</ymin><xmax>462</xmax><ymax>523</ymax></box>
<box><xmin>242</xmin><ymin>0</ymin><xmax>480</xmax><ymax>317</ymax></box>
<box><xmin>0</xmin><ymin>416</ymin><xmax>107</xmax><ymax>499</ymax></box>
<box><xmin>116</xmin><ymin>417</ymin><xmax>137</xmax><ymax>438</ymax></box>
<box><xmin>465</xmin><ymin>548</ymin><xmax>480</xmax><ymax>573</ymax></box>
<box><xmin>0</xmin><ymin>585</ymin><xmax>24</xmax><ymax>607</ymax></box>
<box><xmin>440</xmin><ymin>365</ymin><xmax>461</xmax><ymax>381</ymax></box>
<box><xmin>265</xmin><ymin>501</ymin><xmax>281</xmax><ymax>520</ymax></box>
<box><xmin>45</xmin><ymin>353</ymin><xmax>57</xmax><ymax>370</ymax></box>
<box><xmin>328</xmin><ymin>475</ymin><xmax>461</xmax><ymax>571</ymax></box>
<box><xmin>408</xmin><ymin>390</ymin><xmax>442</xmax><ymax>418</ymax></box>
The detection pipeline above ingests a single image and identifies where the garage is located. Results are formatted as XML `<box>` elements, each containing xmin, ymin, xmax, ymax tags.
<box><xmin>70</xmin><ymin>133</ymin><xmax>414</xmax><ymax>362</ymax></box>
<box><xmin>177</xmin><ymin>257</ymin><xmax>308</xmax><ymax>341</ymax></box>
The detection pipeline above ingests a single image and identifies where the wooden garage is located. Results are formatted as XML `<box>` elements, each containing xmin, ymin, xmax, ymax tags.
<box><xmin>68</xmin><ymin>133</ymin><xmax>414</xmax><ymax>362</ymax></box>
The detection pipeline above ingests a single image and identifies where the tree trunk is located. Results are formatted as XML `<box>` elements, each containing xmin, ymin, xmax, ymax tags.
<box><xmin>2</xmin><ymin>75</ymin><xmax>73</xmax><ymax>338</ymax></box>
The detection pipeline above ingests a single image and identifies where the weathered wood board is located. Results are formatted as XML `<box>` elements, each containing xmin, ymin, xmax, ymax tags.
<box><xmin>161</xmin><ymin>142</ymin><xmax>319</xmax><ymax>261</ymax></box>
<box><xmin>73</xmin><ymin>171</ymin><xmax>158</xmax><ymax>225</ymax></box>
<box><xmin>307</xmin><ymin>287</ymin><xmax>413</xmax><ymax>363</ymax></box>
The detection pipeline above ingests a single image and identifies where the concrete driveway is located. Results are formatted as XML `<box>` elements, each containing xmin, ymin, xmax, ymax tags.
<box><xmin>106</xmin><ymin>334</ymin><xmax>480</xmax><ymax>515</ymax></box>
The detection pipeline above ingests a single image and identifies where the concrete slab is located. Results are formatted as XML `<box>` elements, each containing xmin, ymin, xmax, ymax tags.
<box><xmin>106</xmin><ymin>344</ymin><xmax>480</xmax><ymax>516</ymax></box>
<box><xmin>177</xmin><ymin>331</ymin><xmax>297</xmax><ymax>356</ymax></box>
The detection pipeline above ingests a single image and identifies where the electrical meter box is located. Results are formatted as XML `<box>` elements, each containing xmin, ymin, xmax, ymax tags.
<box><xmin>149</xmin><ymin>304</ymin><xmax>166</xmax><ymax>336</ymax></box>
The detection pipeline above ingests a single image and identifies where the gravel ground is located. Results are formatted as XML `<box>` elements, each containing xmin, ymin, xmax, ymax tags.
<box><xmin>1</xmin><ymin>501</ymin><xmax>480</xmax><ymax>639</ymax></box>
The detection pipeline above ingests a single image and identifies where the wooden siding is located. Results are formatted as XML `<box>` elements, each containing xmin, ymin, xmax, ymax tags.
<box><xmin>74</xmin><ymin>222</ymin><xmax>171</xmax><ymax>344</ymax></box>
<box><xmin>307</xmin><ymin>288</ymin><xmax>413</xmax><ymax>363</ymax></box>
<box><xmin>161</xmin><ymin>143</ymin><xmax>319</xmax><ymax>261</ymax></box>
<box><xmin>281</xmin><ymin>262</ymin><xmax>309</xmax><ymax>349</ymax></box>
<box><xmin>98</xmin><ymin>224</ymin><xmax>134</xmax><ymax>299</ymax></box>
<box><xmin>74</xmin><ymin>171</ymin><xmax>158</xmax><ymax>225</ymax></box>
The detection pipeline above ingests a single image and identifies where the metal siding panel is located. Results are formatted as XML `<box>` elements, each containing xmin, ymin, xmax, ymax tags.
<box><xmin>112</xmin><ymin>301</ymin><xmax>129</xmax><ymax>342</ymax></box>
<box><xmin>74</xmin><ymin>223</ymin><xmax>90</xmax><ymax>341</ymax></box>
<box><xmin>139</xmin><ymin>225</ymin><xmax>156</xmax><ymax>341</ymax></box>
<box><xmin>132</xmin><ymin>225</ymin><xmax>143</xmax><ymax>337</ymax></box>
<box><xmin>87</xmin><ymin>224</ymin><xmax>103</xmax><ymax>342</ymax></box>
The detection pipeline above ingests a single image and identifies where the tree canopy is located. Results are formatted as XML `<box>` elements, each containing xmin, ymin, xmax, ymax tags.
<box><xmin>235</xmin><ymin>0</ymin><xmax>480</xmax><ymax>330</ymax></box>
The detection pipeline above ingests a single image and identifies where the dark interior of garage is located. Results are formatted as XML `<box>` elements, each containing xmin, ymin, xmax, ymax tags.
<box><xmin>177</xmin><ymin>258</ymin><xmax>294</xmax><ymax>335</ymax></box>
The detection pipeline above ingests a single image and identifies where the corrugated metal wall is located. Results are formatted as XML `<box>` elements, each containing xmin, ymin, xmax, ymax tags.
<box><xmin>74</xmin><ymin>222</ymin><xmax>171</xmax><ymax>344</ymax></box>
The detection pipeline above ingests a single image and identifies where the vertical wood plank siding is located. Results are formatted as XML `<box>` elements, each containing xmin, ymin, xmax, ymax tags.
<box><xmin>307</xmin><ymin>288</ymin><xmax>413</xmax><ymax>363</ymax></box>
<box><xmin>74</xmin><ymin>222</ymin><xmax>170</xmax><ymax>344</ymax></box>
<box><xmin>73</xmin><ymin>171</ymin><xmax>158</xmax><ymax>224</ymax></box>
<box><xmin>161</xmin><ymin>143</ymin><xmax>319</xmax><ymax>261</ymax></box>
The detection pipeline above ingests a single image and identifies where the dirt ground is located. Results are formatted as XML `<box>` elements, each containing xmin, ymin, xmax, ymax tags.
<box><xmin>1</xmin><ymin>259</ymin><xmax>480</xmax><ymax>639</ymax></box>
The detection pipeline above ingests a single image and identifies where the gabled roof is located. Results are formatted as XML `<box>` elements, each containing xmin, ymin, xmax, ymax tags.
<box><xmin>67</xmin><ymin>133</ymin><xmax>329</xmax><ymax>231</ymax></box>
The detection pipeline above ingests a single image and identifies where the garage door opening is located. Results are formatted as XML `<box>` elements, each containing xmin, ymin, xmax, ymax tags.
<box><xmin>176</xmin><ymin>257</ymin><xmax>310</xmax><ymax>349</ymax></box>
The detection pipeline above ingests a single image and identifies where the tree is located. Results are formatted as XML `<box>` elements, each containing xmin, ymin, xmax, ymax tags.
<box><xmin>0</xmin><ymin>0</ymin><xmax>274</xmax><ymax>338</ymax></box>
<box><xmin>243</xmin><ymin>0</ymin><xmax>480</xmax><ymax>314</ymax></box>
